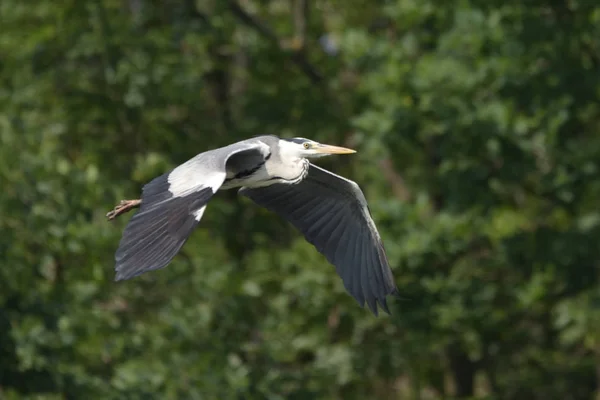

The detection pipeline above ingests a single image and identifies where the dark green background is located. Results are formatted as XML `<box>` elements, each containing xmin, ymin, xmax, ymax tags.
<box><xmin>2</xmin><ymin>1</ymin><xmax>600</xmax><ymax>399</ymax></box>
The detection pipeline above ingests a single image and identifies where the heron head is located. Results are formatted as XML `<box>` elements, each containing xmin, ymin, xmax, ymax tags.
<box><xmin>282</xmin><ymin>137</ymin><xmax>356</xmax><ymax>159</ymax></box>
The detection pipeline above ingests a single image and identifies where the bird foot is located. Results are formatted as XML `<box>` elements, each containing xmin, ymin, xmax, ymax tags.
<box><xmin>106</xmin><ymin>199</ymin><xmax>141</xmax><ymax>220</ymax></box>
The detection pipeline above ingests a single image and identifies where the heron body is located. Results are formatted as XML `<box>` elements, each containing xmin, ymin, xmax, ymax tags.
<box><xmin>112</xmin><ymin>135</ymin><xmax>398</xmax><ymax>315</ymax></box>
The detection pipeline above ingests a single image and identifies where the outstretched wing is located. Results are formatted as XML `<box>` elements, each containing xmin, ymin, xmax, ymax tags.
<box><xmin>114</xmin><ymin>140</ymin><xmax>271</xmax><ymax>281</ymax></box>
<box><xmin>240</xmin><ymin>164</ymin><xmax>398</xmax><ymax>315</ymax></box>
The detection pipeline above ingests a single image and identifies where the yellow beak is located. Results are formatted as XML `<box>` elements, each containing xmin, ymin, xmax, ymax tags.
<box><xmin>313</xmin><ymin>143</ymin><xmax>356</xmax><ymax>154</ymax></box>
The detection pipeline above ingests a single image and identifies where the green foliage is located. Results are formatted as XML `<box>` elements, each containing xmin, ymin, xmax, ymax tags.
<box><xmin>2</xmin><ymin>0</ymin><xmax>600</xmax><ymax>399</ymax></box>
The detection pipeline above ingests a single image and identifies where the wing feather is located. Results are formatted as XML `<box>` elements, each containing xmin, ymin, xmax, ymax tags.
<box><xmin>359</xmin><ymin>228</ymin><xmax>377</xmax><ymax>314</ymax></box>
<box><xmin>324</xmin><ymin>211</ymin><xmax>347</xmax><ymax>256</ymax></box>
<box><xmin>240</xmin><ymin>163</ymin><xmax>398</xmax><ymax>315</ymax></box>
<box><xmin>350</xmin><ymin>229</ymin><xmax>366</xmax><ymax>308</ymax></box>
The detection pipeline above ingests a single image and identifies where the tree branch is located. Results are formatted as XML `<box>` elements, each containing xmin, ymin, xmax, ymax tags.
<box><xmin>292</xmin><ymin>0</ymin><xmax>309</xmax><ymax>50</ymax></box>
<box><xmin>228</xmin><ymin>0</ymin><xmax>323</xmax><ymax>85</ymax></box>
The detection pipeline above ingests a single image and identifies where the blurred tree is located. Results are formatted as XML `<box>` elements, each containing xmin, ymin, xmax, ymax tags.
<box><xmin>1</xmin><ymin>0</ymin><xmax>600</xmax><ymax>399</ymax></box>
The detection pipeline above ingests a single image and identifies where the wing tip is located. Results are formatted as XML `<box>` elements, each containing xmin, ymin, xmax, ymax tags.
<box><xmin>360</xmin><ymin>286</ymin><xmax>400</xmax><ymax>316</ymax></box>
<box><xmin>379</xmin><ymin>297</ymin><xmax>390</xmax><ymax>315</ymax></box>
<box><xmin>114</xmin><ymin>266</ymin><xmax>136</xmax><ymax>282</ymax></box>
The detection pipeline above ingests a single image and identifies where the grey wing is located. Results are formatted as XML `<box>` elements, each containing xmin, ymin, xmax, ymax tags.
<box><xmin>240</xmin><ymin>164</ymin><xmax>398</xmax><ymax>315</ymax></box>
<box><xmin>114</xmin><ymin>140</ymin><xmax>271</xmax><ymax>281</ymax></box>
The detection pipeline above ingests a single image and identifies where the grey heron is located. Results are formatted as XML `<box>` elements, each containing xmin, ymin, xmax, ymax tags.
<box><xmin>107</xmin><ymin>136</ymin><xmax>398</xmax><ymax>315</ymax></box>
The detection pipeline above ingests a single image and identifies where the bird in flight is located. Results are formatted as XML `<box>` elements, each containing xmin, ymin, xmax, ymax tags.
<box><xmin>107</xmin><ymin>136</ymin><xmax>398</xmax><ymax>315</ymax></box>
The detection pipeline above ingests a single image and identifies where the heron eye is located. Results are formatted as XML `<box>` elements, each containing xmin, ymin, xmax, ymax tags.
<box><xmin>303</xmin><ymin>142</ymin><xmax>310</xmax><ymax>149</ymax></box>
